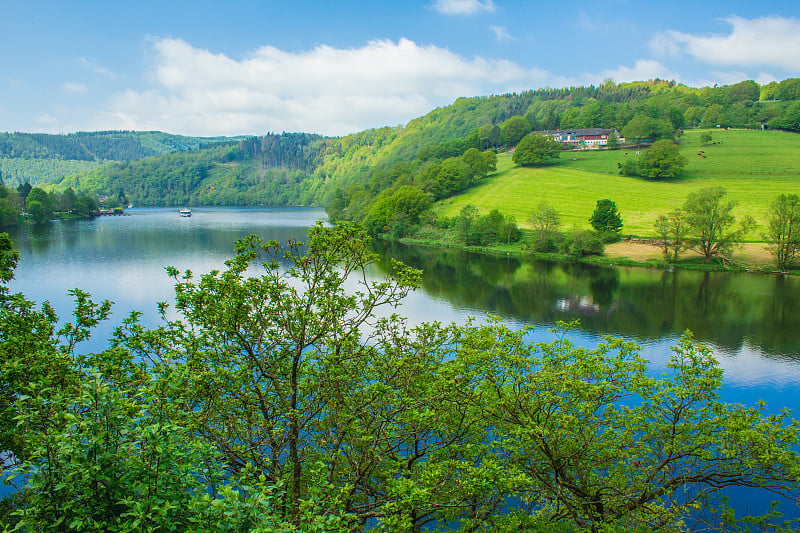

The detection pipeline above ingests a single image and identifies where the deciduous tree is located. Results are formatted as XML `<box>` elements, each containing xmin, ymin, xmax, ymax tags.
<box><xmin>765</xmin><ymin>193</ymin><xmax>800</xmax><ymax>270</ymax></box>
<box><xmin>512</xmin><ymin>134</ymin><xmax>561</xmax><ymax>167</ymax></box>
<box><xmin>654</xmin><ymin>208</ymin><xmax>688</xmax><ymax>262</ymax></box>
<box><xmin>683</xmin><ymin>186</ymin><xmax>756</xmax><ymax>261</ymax></box>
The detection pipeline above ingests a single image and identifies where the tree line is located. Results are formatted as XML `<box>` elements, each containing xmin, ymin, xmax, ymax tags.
<box><xmin>0</xmin><ymin>183</ymin><xmax>98</xmax><ymax>227</ymax></box>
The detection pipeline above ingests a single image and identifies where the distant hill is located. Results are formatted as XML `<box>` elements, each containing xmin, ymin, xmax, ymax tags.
<box><xmin>56</xmin><ymin>133</ymin><xmax>327</xmax><ymax>207</ymax></box>
<box><xmin>0</xmin><ymin>131</ymin><xmax>244</xmax><ymax>186</ymax></box>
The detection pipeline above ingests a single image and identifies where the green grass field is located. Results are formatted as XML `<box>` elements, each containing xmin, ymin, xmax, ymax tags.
<box><xmin>435</xmin><ymin>129</ymin><xmax>800</xmax><ymax>237</ymax></box>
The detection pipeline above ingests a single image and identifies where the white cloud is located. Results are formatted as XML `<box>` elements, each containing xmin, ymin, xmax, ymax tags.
<box><xmin>105</xmin><ymin>37</ymin><xmax>564</xmax><ymax>136</ymax></box>
<box><xmin>490</xmin><ymin>26</ymin><xmax>514</xmax><ymax>41</ymax></box>
<box><xmin>80</xmin><ymin>57</ymin><xmax>117</xmax><ymax>79</ymax></box>
<box><xmin>430</xmin><ymin>0</ymin><xmax>495</xmax><ymax>16</ymax></box>
<box><xmin>651</xmin><ymin>16</ymin><xmax>800</xmax><ymax>71</ymax></box>
<box><xmin>62</xmin><ymin>82</ymin><xmax>88</xmax><ymax>93</ymax></box>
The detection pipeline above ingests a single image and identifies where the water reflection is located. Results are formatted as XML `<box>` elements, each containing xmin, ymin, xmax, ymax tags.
<box><xmin>372</xmin><ymin>240</ymin><xmax>800</xmax><ymax>359</ymax></box>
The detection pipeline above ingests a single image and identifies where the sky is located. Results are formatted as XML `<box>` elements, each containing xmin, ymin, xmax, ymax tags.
<box><xmin>2</xmin><ymin>0</ymin><xmax>800</xmax><ymax>137</ymax></box>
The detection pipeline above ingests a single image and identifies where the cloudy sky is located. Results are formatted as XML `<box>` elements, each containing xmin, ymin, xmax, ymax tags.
<box><xmin>2</xmin><ymin>0</ymin><xmax>799</xmax><ymax>137</ymax></box>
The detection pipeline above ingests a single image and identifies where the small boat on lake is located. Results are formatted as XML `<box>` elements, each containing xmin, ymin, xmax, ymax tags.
<box><xmin>179</xmin><ymin>208</ymin><xmax>192</xmax><ymax>217</ymax></box>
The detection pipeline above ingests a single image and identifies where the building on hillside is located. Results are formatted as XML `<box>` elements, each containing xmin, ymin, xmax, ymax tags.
<box><xmin>533</xmin><ymin>128</ymin><xmax>624</xmax><ymax>149</ymax></box>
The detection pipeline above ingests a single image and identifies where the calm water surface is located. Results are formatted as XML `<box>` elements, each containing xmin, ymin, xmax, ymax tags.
<box><xmin>6</xmin><ymin>207</ymin><xmax>800</xmax><ymax>516</ymax></box>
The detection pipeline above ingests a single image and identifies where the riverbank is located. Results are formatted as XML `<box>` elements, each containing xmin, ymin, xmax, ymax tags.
<box><xmin>392</xmin><ymin>233</ymin><xmax>795</xmax><ymax>275</ymax></box>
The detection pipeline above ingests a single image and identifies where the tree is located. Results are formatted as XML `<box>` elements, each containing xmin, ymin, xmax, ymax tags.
<box><xmin>606</xmin><ymin>131</ymin><xmax>619</xmax><ymax>148</ymax></box>
<box><xmin>0</xmin><ymin>190</ymin><xmax>18</xmax><ymax>227</ymax></box>
<box><xmin>528</xmin><ymin>202</ymin><xmax>561</xmax><ymax>251</ymax></box>
<box><xmin>74</xmin><ymin>195</ymin><xmax>98</xmax><ymax>218</ymax></box>
<box><xmin>26</xmin><ymin>187</ymin><xmax>53</xmax><ymax>221</ymax></box>
<box><xmin>700</xmin><ymin>131</ymin><xmax>713</xmax><ymax>145</ymax></box>
<box><xmin>654</xmin><ymin>209</ymin><xmax>688</xmax><ymax>262</ymax></box>
<box><xmin>454</xmin><ymin>324</ymin><xmax>800</xmax><ymax>532</ymax></box>
<box><xmin>16</xmin><ymin>182</ymin><xmax>32</xmax><ymax>202</ymax></box>
<box><xmin>461</xmin><ymin>148</ymin><xmax>497</xmax><ymax>180</ymax></box>
<box><xmin>622</xmin><ymin>115</ymin><xmax>673</xmax><ymax>146</ymax></box>
<box><xmin>455</xmin><ymin>204</ymin><xmax>479</xmax><ymax>244</ymax></box>
<box><xmin>589</xmin><ymin>199</ymin><xmax>623</xmax><ymax>237</ymax></box>
<box><xmin>637</xmin><ymin>139</ymin><xmax>686</xmax><ymax>180</ymax></box>
<box><xmin>476</xmin><ymin>124</ymin><xmax>501</xmax><ymax>149</ymax></box>
<box><xmin>765</xmin><ymin>193</ymin><xmax>800</xmax><ymax>270</ymax></box>
<box><xmin>560</xmin><ymin>228</ymin><xmax>604</xmax><ymax>257</ymax></box>
<box><xmin>683</xmin><ymin>186</ymin><xmax>756</xmax><ymax>261</ymax></box>
<box><xmin>26</xmin><ymin>201</ymin><xmax>46</xmax><ymax>224</ymax></box>
<box><xmin>60</xmin><ymin>187</ymin><xmax>78</xmax><ymax>213</ymax></box>
<box><xmin>4</xmin><ymin>224</ymin><xmax>800</xmax><ymax>530</ymax></box>
<box><xmin>512</xmin><ymin>134</ymin><xmax>561</xmax><ymax>167</ymax></box>
<box><xmin>159</xmin><ymin>222</ymin><xmax>422</xmax><ymax>520</ymax></box>
<box><xmin>500</xmin><ymin>116</ymin><xmax>530</xmax><ymax>147</ymax></box>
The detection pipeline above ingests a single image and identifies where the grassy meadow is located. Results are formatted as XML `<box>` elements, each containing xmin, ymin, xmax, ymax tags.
<box><xmin>435</xmin><ymin>129</ymin><xmax>800</xmax><ymax>237</ymax></box>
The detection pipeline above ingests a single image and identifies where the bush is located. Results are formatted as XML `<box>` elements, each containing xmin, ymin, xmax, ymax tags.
<box><xmin>560</xmin><ymin>229</ymin><xmax>605</xmax><ymax>257</ymax></box>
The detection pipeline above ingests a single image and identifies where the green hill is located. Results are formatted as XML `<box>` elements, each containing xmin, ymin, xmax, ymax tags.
<box><xmin>437</xmin><ymin>128</ymin><xmax>800</xmax><ymax>236</ymax></box>
<box><xmin>0</xmin><ymin>131</ymin><xmax>244</xmax><ymax>187</ymax></box>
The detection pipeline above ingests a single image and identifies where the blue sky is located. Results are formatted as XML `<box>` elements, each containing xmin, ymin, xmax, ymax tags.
<box><xmin>2</xmin><ymin>0</ymin><xmax>799</xmax><ymax>137</ymax></box>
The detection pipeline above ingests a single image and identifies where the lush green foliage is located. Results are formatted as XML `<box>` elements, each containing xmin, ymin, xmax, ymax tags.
<box><xmin>589</xmin><ymin>199</ymin><xmax>623</xmax><ymax>236</ymax></box>
<box><xmin>511</xmin><ymin>134</ymin><xmax>561</xmax><ymax>167</ymax></box>
<box><xmin>441</xmin><ymin>128</ymin><xmax>800</xmax><ymax>236</ymax></box>
<box><xmin>559</xmin><ymin>228</ymin><xmax>605</xmax><ymax>257</ymax></box>
<box><xmin>654</xmin><ymin>209</ymin><xmax>689</xmax><ymax>262</ymax></box>
<box><xmin>0</xmin><ymin>131</ymin><xmax>240</xmax><ymax>163</ymax></box>
<box><xmin>528</xmin><ymin>202</ymin><xmax>562</xmax><ymax>252</ymax></box>
<box><xmin>683</xmin><ymin>186</ymin><xmax>756</xmax><ymax>260</ymax></box>
<box><xmin>621</xmin><ymin>139</ymin><xmax>686</xmax><ymax>180</ymax></box>
<box><xmin>765</xmin><ymin>193</ymin><xmax>800</xmax><ymax>270</ymax></box>
<box><xmin>2</xmin><ymin>227</ymin><xmax>800</xmax><ymax>531</ymax></box>
<box><xmin>452</xmin><ymin>205</ymin><xmax>521</xmax><ymax>245</ymax></box>
<box><xmin>621</xmin><ymin>114</ymin><xmax>674</xmax><ymax>144</ymax></box>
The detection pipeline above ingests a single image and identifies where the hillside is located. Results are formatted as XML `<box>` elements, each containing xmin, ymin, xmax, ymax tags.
<box><xmin>437</xmin><ymin>128</ymin><xmax>800</xmax><ymax>236</ymax></box>
<box><xmin>0</xmin><ymin>131</ymin><xmax>244</xmax><ymax>187</ymax></box>
<box><xmin>56</xmin><ymin>134</ymin><xmax>326</xmax><ymax>207</ymax></box>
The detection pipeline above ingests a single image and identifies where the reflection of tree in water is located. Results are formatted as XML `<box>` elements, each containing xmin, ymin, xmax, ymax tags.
<box><xmin>581</xmin><ymin>265</ymin><xmax>620</xmax><ymax>307</ymax></box>
<box><xmin>371</xmin><ymin>241</ymin><xmax>800</xmax><ymax>358</ymax></box>
<box><xmin>757</xmin><ymin>276</ymin><xmax>800</xmax><ymax>358</ymax></box>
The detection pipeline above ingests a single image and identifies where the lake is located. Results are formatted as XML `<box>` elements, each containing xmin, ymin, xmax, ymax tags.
<box><xmin>5</xmin><ymin>206</ymin><xmax>800</xmax><ymax>517</ymax></box>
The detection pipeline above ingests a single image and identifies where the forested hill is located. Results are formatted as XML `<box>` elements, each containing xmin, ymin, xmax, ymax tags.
<box><xmin>0</xmin><ymin>131</ymin><xmax>243</xmax><ymax>186</ymax></box>
<box><xmin>57</xmin><ymin>133</ymin><xmax>327</xmax><ymax>207</ymax></box>
<box><xmin>8</xmin><ymin>77</ymin><xmax>800</xmax><ymax>207</ymax></box>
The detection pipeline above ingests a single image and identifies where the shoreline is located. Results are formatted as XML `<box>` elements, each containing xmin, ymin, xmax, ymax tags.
<box><xmin>390</xmin><ymin>235</ymin><xmax>795</xmax><ymax>276</ymax></box>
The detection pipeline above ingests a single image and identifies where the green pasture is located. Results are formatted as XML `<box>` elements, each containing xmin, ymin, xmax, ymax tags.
<box><xmin>435</xmin><ymin>129</ymin><xmax>800</xmax><ymax>237</ymax></box>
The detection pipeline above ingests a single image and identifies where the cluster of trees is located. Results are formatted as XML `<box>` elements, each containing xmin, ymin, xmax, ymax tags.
<box><xmin>621</xmin><ymin>139</ymin><xmax>686</xmax><ymax>180</ymax></box>
<box><xmin>654</xmin><ymin>187</ymin><xmax>800</xmax><ymax>271</ymax></box>
<box><xmin>0</xmin><ymin>183</ymin><xmax>98</xmax><ymax>226</ymax></box>
<box><xmin>58</xmin><ymin>141</ymin><xmax>326</xmax><ymax>208</ymax></box>
<box><xmin>511</xmin><ymin>134</ymin><xmax>561</xmax><ymax>166</ymax></box>
<box><xmin>328</xmin><ymin>146</ymin><xmax>497</xmax><ymax>237</ymax></box>
<box><xmin>527</xmin><ymin>200</ymin><xmax>623</xmax><ymax>257</ymax></box>
<box><xmin>653</xmin><ymin>187</ymin><xmax>756</xmax><ymax>263</ymax></box>
<box><xmin>3</xmin><ymin>225</ymin><xmax>800</xmax><ymax>532</ymax></box>
<box><xmin>452</xmin><ymin>205</ymin><xmax>521</xmax><ymax>245</ymax></box>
